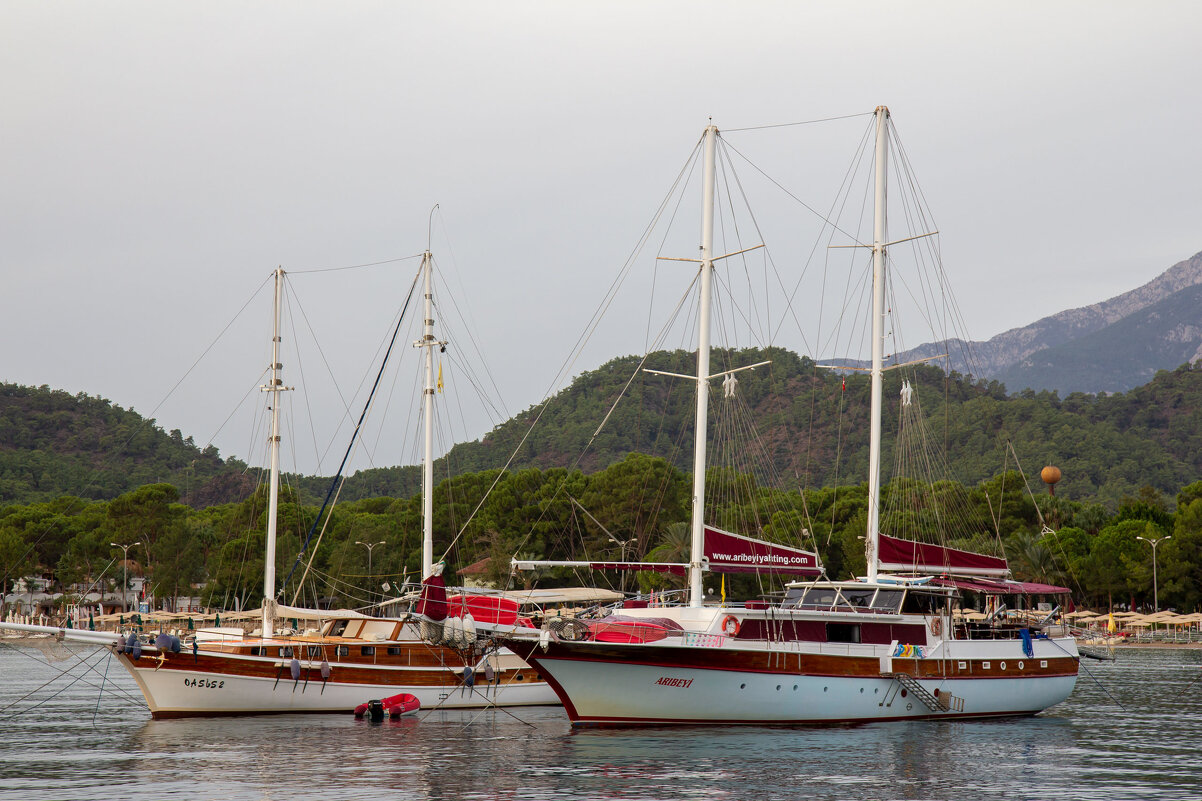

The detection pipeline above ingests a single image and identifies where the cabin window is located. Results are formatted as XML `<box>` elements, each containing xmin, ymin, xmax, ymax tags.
<box><xmin>783</xmin><ymin>587</ymin><xmax>806</xmax><ymax>607</ymax></box>
<box><xmin>842</xmin><ymin>589</ymin><xmax>875</xmax><ymax>608</ymax></box>
<box><xmin>328</xmin><ymin>620</ymin><xmax>348</xmax><ymax>637</ymax></box>
<box><xmin>826</xmin><ymin>623</ymin><xmax>861</xmax><ymax>643</ymax></box>
<box><xmin>803</xmin><ymin>588</ymin><xmax>840</xmax><ymax>608</ymax></box>
<box><xmin>307</xmin><ymin>645</ymin><xmax>323</xmax><ymax>659</ymax></box>
<box><xmin>336</xmin><ymin>645</ymin><xmax>349</xmax><ymax>657</ymax></box>
<box><xmin>901</xmin><ymin>591</ymin><xmax>943</xmax><ymax>615</ymax></box>
<box><xmin>249</xmin><ymin>647</ymin><xmax>262</xmax><ymax>656</ymax></box>
<box><xmin>360</xmin><ymin>646</ymin><xmax>376</xmax><ymax>656</ymax></box>
<box><xmin>281</xmin><ymin>646</ymin><xmax>293</xmax><ymax>658</ymax></box>
<box><xmin>387</xmin><ymin>646</ymin><xmax>402</xmax><ymax>656</ymax></box>
<box><xmin>872</xmin><ymin>590</ymin><xmax>904</xmax><ymax>611</ymax></box>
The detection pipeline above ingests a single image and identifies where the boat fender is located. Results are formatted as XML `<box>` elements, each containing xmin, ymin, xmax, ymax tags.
<box><xmin>130</xmin><ymin>634</ymin><xmax>142</xmax><ymax>660</ymax></box>
<box><xmin>929</xmin><ymin>617</ymin><xmax>942</xmax><ymax>637</ymax></box>
<box><xmin>320</xmin><ymin>660</ymin><xmax>331</xmax><ymax>680</ymax></box>
<box><xmin>155</xmin><ymin>633</ymin><xmax>173</xmax><ymax>651</ymax></box>
<box><xmin>124</xmin><ymin>632</ymin><xmax>138</xmax><ymax>655</ymax></box>
<box><xmin>721</xmin><ymin>615</ymin><xmax>741</xmax><ymax>637</ymax></box>
<box><xmin>290</xmin><ymin>658</ymin><xmax>301</xmax><ymax>682</ymax></box>
<box><xmin>463</xmin><ymin>666</ymin><xmax>475</xmax><ymax>688</ymax></box>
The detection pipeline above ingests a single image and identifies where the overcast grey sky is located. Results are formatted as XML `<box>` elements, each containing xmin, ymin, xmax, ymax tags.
<box><xmin>3</xmin><ymin>2</ymin><xmax>1200</xmax><ymax>477</ymax></box>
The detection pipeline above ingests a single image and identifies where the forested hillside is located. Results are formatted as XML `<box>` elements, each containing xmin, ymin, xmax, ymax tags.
<box><xmin>8</xmin><ymin>348</ymin><xmax>1202</xmax><ymax>509</ymax></box>
<box><xmin>5</xmin><ymin>457</ymin><xmax>1202</xmax><ymax>616</ymax></box>
<box><xmin>0</xmin><ymin>383</ymin><xmax>254</xmax><ymax>506</ymax></box>
<box><xmin>358</xmin><ymin>349</ymin><xmax>1202</xmax><ymax>507</ymax></box>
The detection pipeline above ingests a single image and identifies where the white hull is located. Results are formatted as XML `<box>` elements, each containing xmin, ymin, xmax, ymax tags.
<box><xmin>522</xmin><ymin>636</ymin><xmax>1078</xmax><ymax>725</ymax></box>
<box><xmin>119</xmin><ymin>652</ymin><xmax>558</xmax><ymax>717</ymax></box>
<box><xmin>0</xmin><ymin>622</ymin><xmax>559</xmax><ymax>717</ymax></box>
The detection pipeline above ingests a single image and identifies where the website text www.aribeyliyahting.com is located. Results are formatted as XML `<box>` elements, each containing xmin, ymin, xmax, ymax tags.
<box><xmin>709</xmin><ymin>553</ymin><xmax>812</xmax><ymax>567</ymax></box>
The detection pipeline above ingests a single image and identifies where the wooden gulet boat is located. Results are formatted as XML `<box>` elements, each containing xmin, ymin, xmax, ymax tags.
<box><xmin>493</xmin><ymin>108</ymin><xmax>1080</xmax><ymax>726</ymax></box>
<box><xmin>3</xmin><ymin>254</ymin><xmax>559</xmax><ymax>717</ymax></box>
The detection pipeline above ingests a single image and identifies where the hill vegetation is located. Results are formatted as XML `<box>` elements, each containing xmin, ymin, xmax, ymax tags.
<box><xmin>3</xmin><ymin>456</ymin><xmax>1201</xmax><ymax>617</ymax></box>
<box><xmin>8</xmin><ymin>348</ymin><xmax>1202</xmax><ymax>511</ymax></box>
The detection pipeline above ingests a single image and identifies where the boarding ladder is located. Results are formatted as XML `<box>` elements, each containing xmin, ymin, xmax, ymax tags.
<box><xmin>882</xmin><ymin>672</ymin><xmax>947</xmax><ymax>711</ymax></box>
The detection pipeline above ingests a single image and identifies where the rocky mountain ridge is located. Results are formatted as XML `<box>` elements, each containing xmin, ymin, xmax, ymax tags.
<box><xmin>901</xmin><ymin>250</ymin><xmax>1202</xmax><ymax>392</ymax></box>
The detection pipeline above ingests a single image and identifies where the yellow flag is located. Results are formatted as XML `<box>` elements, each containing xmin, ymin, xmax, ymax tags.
<box><xmin>1107</xmin><ymin>613</ymin><xmax>1116</xmax><ymax>634</ymax></box>
<box><xmin>437</xmin><ymin>362</ymin><xmax>443</xmax><ymax>393</ymax></box>
<box><xmin>720</xmin><ymin>574</ymin><xmax>726</xmax><ymax>605</ymax></box>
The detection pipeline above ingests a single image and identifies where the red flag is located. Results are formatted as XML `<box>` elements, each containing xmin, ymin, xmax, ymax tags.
<box><xmin>841</xmin><ymin>376</ymin><xmax>846</xmax><ymax>392</ymax></box>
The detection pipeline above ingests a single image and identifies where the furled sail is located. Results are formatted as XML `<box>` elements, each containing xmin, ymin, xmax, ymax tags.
<box><xmin>702</xmin><ymin>525</ymin><xmax>822</xmax><ymax>576</ymax></box>
<box><xmin>512</xmin><ymin>527</ymin><xmax>820</xmax><ymax>577</ymax></box>
<box><xmin>876</xmin><ymin>532</ymin><xmax>1009</xmax><ymax>577</ymax></box>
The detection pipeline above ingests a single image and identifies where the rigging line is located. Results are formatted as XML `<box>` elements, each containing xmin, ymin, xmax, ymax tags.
<box><xmin>431</xmin><ymin>263</ymin><xmax>511</xmax><ymax>422</ymax></box>
<box><xmin>204</xmin><ymin>367</ymin><xmax>269</xmax><ymax>457</ymax></box>
<box><xmin>646</xmin><ymin>144</ymin><xmax>703</xmax><ymax>351</ymax></box>
<box><xmin>547</xmin><ymin>136</ymin><xmax>704</xmax><ymax>404</ymax></box>
<box><xmin>4</xmin><ymin>273</ymin><xmax>275</xmax><ymax>572</ymax></box>
<box><xmin>284</xmin><ymin>275</ymin><xmax>357</xmax><ymax>471</ymax></box>
<box><xmin>288</xmin><ymin>253</ymin><xmax>425</xmax><ymax>275</ymax></box>
<box><xmin>0</xmin><ymin>644</ymin><xmax>108</xmax><ymax>717</ymax></box>
<box><xmin>720</xmin><ymin>136</ymin><xmax>864</xmax><ymax>249</ymax></box>
<box><xmin>280</xmin><ymin>284</ymin><xmax>322</xmax><ymax>476</ymax></box>
<box><xmin>365</xmin><ymin>324</ymin><xmax>411</xmax><ymax>467</ymax></box>
<box><xmin>723</xmin><ymin>112</ymin><xmax>874</xmax><ymax>133</ymax></box>
<box><xmin>1046</xmin><ymin>635</ymin><xmax>1125</xmax><ymax>711</ymax></box>
<box><xmin>279</xmin><ymin>264</ymin><xmax>424</xmax><ymax>596</ymax></box>
<box><xmin>587</xmin><ymin>273</ymin><xmax>702</xmax><ymax>445</ymax></box>
<box><xmin>497</xmin><ymin>140</ymin><xmax>705</xmax><ymax>566</ymax></box>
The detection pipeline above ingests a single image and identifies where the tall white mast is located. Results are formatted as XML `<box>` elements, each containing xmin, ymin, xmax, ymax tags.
<box><xmin>865</xmin><ymin>106</ymin><xmax>889</xmax><ymax>583</ymax></box>
<box><xmin>415</xmin><ymin>250</ymin><xmax>445</xmax><ymax>579</ymax></box>
<box><xmin>688</xmin><ymin>125</ymin><xmax>718</xmax><ymax>608</ymax></box>
<box><xmin>261</xmin><ymin>267</ymin><xmax>290</xmax><ymax>638</ymax></box>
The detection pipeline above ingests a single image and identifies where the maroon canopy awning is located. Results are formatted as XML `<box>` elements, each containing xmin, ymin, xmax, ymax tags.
<box><xmin>931</xmin><ymin>576</ymin><xmax>1071</xmax><ymax>595</ymax></box>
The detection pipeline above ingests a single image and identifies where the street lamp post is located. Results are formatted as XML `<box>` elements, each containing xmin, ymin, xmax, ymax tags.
<box><xmin>110</xmin><ymin>541</ymin><xmax>142</xmax><ymax>615</ymax></box>
<box><xmin>355</xmin><ymin>540</ymin><xmax>386</xmax><ymax>579</ymax></box>
<box><xmin>1136</xmin><ymin>535</ymin><xmax>1172</xmax><ymax>613</ymax></box>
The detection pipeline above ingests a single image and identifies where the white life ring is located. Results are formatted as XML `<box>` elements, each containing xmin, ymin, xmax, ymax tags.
<box><xmin>929</xmin><ymin>616</ymin><xmax>942</xmax><ymax>637</ymax></box>
<box><xmin>721</xmin><ymin>615</ymin><xmax>741</xmax><ymax>637</ymax></box>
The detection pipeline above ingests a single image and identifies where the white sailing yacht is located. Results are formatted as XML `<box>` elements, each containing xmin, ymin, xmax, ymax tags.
<box><xmin>495</xmin><ymin>108</ymin><xmax>1080</xmax><ymax>725</ymax></box>
<box><xmin>2</xmin><ymin>254</ymin><xmax>559</xmax><ymax>717</ymax></box>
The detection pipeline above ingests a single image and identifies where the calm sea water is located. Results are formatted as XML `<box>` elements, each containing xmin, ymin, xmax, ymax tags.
<box><xmin>0</xmin><ymin>642</ymin><xmax>1199</xmax><ymax>801</ymax></box>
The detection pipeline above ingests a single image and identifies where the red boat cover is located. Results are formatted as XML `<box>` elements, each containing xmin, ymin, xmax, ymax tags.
<box><xmin>877</xmin><ymin>533</ymin><xmax>1009</xmax><ymax>577</ymax></box>
<box><xmin>445</xmin><ymin>594</ymin><xmax>521</xmax><ymax>625</ymax></box>
<box><xmin>588</xmin><ymin>619</ymin><xmax>670</xmax><ymax>644</ymax></box>
<box><xmin>415</xmin><ymin>573</ymin><xmax>447</xmax><ymax>621</ymax></box>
